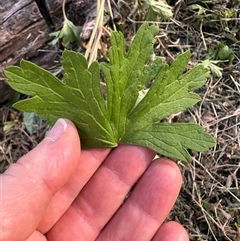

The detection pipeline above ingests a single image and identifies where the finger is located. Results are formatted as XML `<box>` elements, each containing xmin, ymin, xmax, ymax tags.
<box><xmin>37</xmin><ymin>148</ymin><xmax>110</xmax><ymax>233</ymax></box>
<box><xmin>46</xmin><ymin>145</ymin><xmax>155</xmax><ymax>241</ymax></box>
<box><xmin>25</xmin><ymin>231</ymin><xmax>47</xmax><ymax>241</ymax></box>
<box><xmin>1</xmin><ymin>119</ymin><xmax>80</xmax><ymax>241</ymax></box>
<box><xmin>97</xmin><ymin>158</ymin><xmax>182</xmax><ymax>240</ymax></box>
<box><xmin>152</xmin><ymin>221</ymin><xmax>189</xmax><ymax>241</ymax></box>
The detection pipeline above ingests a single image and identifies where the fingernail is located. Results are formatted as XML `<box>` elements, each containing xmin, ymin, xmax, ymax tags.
<box><xmin>46</xmin><ymin>119</ymin><xmax>67</xmax><ymax>141</ymax></box>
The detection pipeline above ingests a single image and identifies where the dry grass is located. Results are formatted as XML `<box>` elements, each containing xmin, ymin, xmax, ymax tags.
<box><xmin>0</xmin><ymin>0</ymin><xmax>239</xmax><ymax>240</ymax></box>
<box><xmin>149</xmin><ymin>1</ymin><xmax>240</xmax><ymax>240</ymax></box>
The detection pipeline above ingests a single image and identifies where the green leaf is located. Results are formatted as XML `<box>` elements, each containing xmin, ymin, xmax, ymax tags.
<box><xmin>217</xmin><ymin>42</ymin><xmax>235</xmax><ymax>61</ymax></box>
<box><xmin>23</xmin><ymin>112</ymin><xmax>41</xmax><ymax>135</ymax></box>
<box><xmin>101</xmin><ymin>23</ymin><xmax>160</xmax><ymax>138</ymax></box>
<box><xmin>3</xmin><ymin>121</ymin><xmax>16</xmax><ymax>132</ymax></box>
<box><xmin>4</xmin><ymin>23</ymin><xmax>215</xmax><ymax>162</ymax></box>
<box><xmin>142</xmin><ymin>0</ymin><xmax>173</xmax><ymax>20</ymax></box>
<box><xmin>121</xmin><ymin>123</ymin><xmax>215</xmax><ymax>162</ymax></box>
<box><xmin>5</xmin><ymin>53</ymin><xmax>116</xmax><ymax>148</ymax></box>
<box><xmin>201</xmin><ymin>59</ymin><xmax>223</xmax><ymax>78</ymax></box>
<box><xmin>49</xmin><ymin>18</ymin><xmax>81</xmax><ymax>47</ymax></box>
<box><xmin>124</xmin><ymin>51</ymin><xmax>209</xmax><ymax>125</ymax></box>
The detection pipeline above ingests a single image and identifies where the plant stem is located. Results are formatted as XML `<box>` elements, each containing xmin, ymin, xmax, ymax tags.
<box><xmin>85</xmin><ymin>0</ymin><xmax>105</xmax><ymax>66</ymax></box>
<box><xmin>62</xmin><ymin>0</ymin><xmax>67</xmax><ymax>20</ymax></box>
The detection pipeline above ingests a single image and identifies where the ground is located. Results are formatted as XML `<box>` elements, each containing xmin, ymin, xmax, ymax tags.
<box><xmin>0</xmin><ymin>1</ymin><xmax>239</xmax><ymax>241</ymax></box>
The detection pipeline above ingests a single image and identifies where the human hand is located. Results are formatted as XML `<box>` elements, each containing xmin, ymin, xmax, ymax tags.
<box><xmin>1</xmin><ymin>119</ymin><xmax>189</xmax><ymax>241</ymax></box>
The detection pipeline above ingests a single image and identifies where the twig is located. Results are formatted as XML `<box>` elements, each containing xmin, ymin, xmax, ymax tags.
<box><xmin>129</xmin><ymin>0</ymin><xmax>139</xmax><ymax>18</ymax></box>
<box><xmin>156</xmin><ymin>36</ymin><xmax>175</xmax><ymax>60</ymax></box>
<box><xmin>200</xmin><ymin>20</ymin><xmax>207</xmax><ymax>50</ymax></box>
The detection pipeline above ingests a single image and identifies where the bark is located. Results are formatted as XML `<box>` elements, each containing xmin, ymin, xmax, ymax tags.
<box><xmin>0</xmin><ymin>0</ymin><xmax>121</xmax><ymax>103</ymax></box>
<box><xmin>0</xmin><ymin>0</ymin><xmax>63</xmax><ymax>103</ymax></box>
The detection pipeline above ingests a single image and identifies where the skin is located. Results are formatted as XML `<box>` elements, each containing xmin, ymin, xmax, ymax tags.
<box><xmin>1</xmin><ymin>119</ymin><xmax>189</xmax><ymax>241</ymax></box>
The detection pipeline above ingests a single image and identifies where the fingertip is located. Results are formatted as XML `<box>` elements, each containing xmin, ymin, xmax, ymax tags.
<box><xmin>154</xmin><ymin>157</ymin><xmax>183</xmax><ymax>188</ymax></box>
<box><xmin>5</xmin><ymin>118</ymin><xmax>81</xmax><ymax>191</ymax></box>
<box><xmin>153</xmin><ymin>221</ymin><xmax>189</xmax><ymax>241</ymax></box>
<box><xmin>25</xmin><ymin>231</ymin><xmax>47</xmax><ymax>241</ymax></box>
<box><xmin>45</xmin><ymin>118</ymin><xmax>68</xmax><ymax>141</ymax></box>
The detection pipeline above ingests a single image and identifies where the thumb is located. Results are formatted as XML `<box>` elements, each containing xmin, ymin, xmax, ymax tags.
<box><xmin>1</xmin><ymin>119</ymin><xmax>80</xmax><ymax>241</ymax></box>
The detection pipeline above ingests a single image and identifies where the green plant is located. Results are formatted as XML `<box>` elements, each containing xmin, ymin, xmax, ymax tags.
<box><xmin>4</xmin><ymin>23</ymin><xmax>215</xmax><ymax>162</ymax></box>
<box><xmin>217</xmin><ymin>42</ymin><xmax>235</xmax><ymax>62</ymax></box>
<box><xmin>49</xmin><ymin>0</ymin><xmax>81</xmax><ymax>47</ymax></box>
<box><xmin>141</xmin><ymin>0</ymin><xmax>173</xmax><ymax>20</ymax></box>
<box><xmin>201</xmin><ymin>59</ymin><xmax>223</xmax><ymax>78</ymax></box>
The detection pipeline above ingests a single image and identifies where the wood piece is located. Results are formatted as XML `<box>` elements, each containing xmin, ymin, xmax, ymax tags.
<box><xmin>0</xmin><ymin>0</ymin><xmax>33</xmax><ymax>25</ymax></box>
<box><xmin>0</xmin><ymin>0</ymin><xmax>121</xmax><ymax>103</ymax></box>
<box><xmin>0</xmin><ymin>0</ymin><xmax>49</xmax><ymax>70</ymax></box>
<box><xmin>0</xmin><ymin>0</ymin><xmax>60</xmax><ymax>103</ymax></box>
<box><xmin>45</xmin><ymin>0</ymin><xmax>64</xmax><ymax>16</ymax></box>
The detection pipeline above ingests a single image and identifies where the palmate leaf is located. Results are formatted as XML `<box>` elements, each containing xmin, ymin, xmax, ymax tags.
<box><xmin>4</xmin><ymin>23</ymin><xmax>215</xmax><ymax>162</ymax></box>
<box><xmin>5</xmin><ymin>53</ymin><xmax>116</xmax><ymax>148</ymax></box>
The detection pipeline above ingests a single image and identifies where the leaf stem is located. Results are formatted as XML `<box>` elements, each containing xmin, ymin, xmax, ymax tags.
<box><xmin>62</xmin><ymin>0</ymin><xmax>67</xmax><ymax>20</ymax></box>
